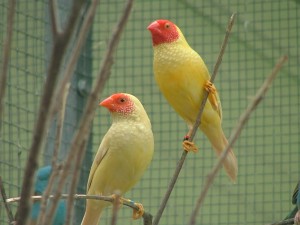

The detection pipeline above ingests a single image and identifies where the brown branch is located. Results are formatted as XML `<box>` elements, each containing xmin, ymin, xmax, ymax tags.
<box><xmin>49</xmin><ymin>0</ymin><xmax>59</xmax><ymax>36</ymax></box>
<box><xmin>152</xmin><ymin>13</ymin><xmax>236</xmax><ymax>225</ymax></box>
<box><xmin>50</xmin><ymin>0</ymin><xmax>100</xmax><ymax>119</ymax></box>
<box><xmin>7</xmin><ymin>193</ymin><xmax>152</xmax><ymax>225</ymax></box>
<box><xmin>16</xmin><ymin>1</ymin><xmax>86</xmax><ymax>224</ymax></box>
<box><xmin>43</xmin><ymin>0</ymin><xmax>134</xmax><ymax>223</ymax></box>
<box><xmin>188</xmin><ymin>55</ymin><xmax>288</xmax><ymax>225</ymax></box>
<box><xmin>110</xmin><ymin>192</ymin><xmax>121</xmax><ymax>225</ymax></box>
<box><xmin>0</xmin><ymin>0</ymin><xmax>16</xmax><ymax>133</ymax></box>
<box><xmin>64</xmin><ymin>139</ymin><xmax>88</xmax><ymax>225</ymax></box>
<box><xmin>37</xmin><ymin>84</ymin><xmax>69</xmax><ymax>225</ymax></box>
<box><xmin>0</xmin><ymin>176</ymin><xmax>14</xmax><ymax>223</ymax></box>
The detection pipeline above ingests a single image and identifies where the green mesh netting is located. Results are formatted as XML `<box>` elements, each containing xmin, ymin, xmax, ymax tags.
<box><xmin>1</xmin><ymin>1</ymin><xmax>299</xmax><ymax>224</ymax></box>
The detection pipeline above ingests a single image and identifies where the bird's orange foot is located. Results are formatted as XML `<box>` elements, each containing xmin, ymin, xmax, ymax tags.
<box><xmin>121</xmin><ymin>197</ymin><xmax>144</xmax><ymax>220</ymax></box>
<box><xmin>132</xmin><ymin>202</ymin><xmax>144</xmax><ymax>220</ymax></box>
<box><xmin>204</xmin><ymin>80</ymin><xmax>216</xmax><ymax>93</ymax></box>
<box><xmin>182</xmin><ymin>136</ymin><xmax>198</xmax><ymax>153</ymax></box>
<box><xmin>204</xmin><ymin>80</ymin><xmax>219</xmax><ymax>110</ymax></box>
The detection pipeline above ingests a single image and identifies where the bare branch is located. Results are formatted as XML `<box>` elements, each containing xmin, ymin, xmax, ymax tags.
<box><xmin>7</xmin><ymin>193</ymin><xmax>151</xmax><ymax>219</ymax></box>
<box><xmin>49</xmin><ymin>0</ymin><xmax>59</xmax><ymax>36</ymax></box>
<box><xmin>0</xmin><ymin>0</ymin><xmax>16</xmax><ymax>133</ymax></box>
<box><xmin>152</xmin><ymin>13</ymin><xmax>236</xmax><ymax>225</ymax></box>
<box><xmin>16</xmin><ymin>1</ymin><xmax>86</xmax><ymax>224</ymax></box>
<box><xmin>50</xmin><ymin>0</ymin><xmax>100</xmax><ymax>119</ymax></box>
<box><xmin>37</xmin><ymin>83</ymin><xmax>69</xmax><ymax>224</ymax></box>
<box><xmin>0</xmin><ymin>176</ymin><xmax>14</xmax><ymax>223</ymax></box>
<box><xmin>44</xmin><ymin>0</ymin><xmax>134</xmax><ymax>223</ymax></box>
<box><xmin>188</xmin><ymin>55</ymin><xmax>288</xmax><ymax>225</ymax></box>
<box><xmin>64</xmin><ymin>139</ymin><xmax>88</xmax><ymax>225</ymax></box>
<box><xmin>110</xmin><ymin>193</ymin><xmax>121</xmax><ymax>225</ymax></box>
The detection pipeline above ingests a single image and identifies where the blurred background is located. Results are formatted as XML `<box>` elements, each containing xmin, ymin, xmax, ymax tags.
<box><xmin>0</xmin><ymin>0</ymin><xmax>299</xmax><ymax>224</ymax></box>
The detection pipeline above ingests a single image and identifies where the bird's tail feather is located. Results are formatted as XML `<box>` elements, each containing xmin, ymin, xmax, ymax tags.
<box><xmin>210</xmin><ymin>131</ymin><xmax>238</xmax><ymax>182</ymax></box>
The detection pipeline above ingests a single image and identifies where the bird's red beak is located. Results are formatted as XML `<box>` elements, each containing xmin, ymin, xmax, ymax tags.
<box><xmin>147</xmin><ymin>21</ymin><xmax>159</xmax><ymax>32</ymax></box>
<box><xmin>99</xmin><ymin>97</ymin><xmax>114</xmax><ymax>109</ymax></box>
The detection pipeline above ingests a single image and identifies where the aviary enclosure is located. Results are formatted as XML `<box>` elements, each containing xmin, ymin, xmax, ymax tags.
<box><xmin>0</xmin><ymin>0</ymin><xmax>299</xmax><ymax>224</ymax></box>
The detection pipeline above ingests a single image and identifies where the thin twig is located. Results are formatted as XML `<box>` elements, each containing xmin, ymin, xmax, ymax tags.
<box><xmin>7</xmin><ymin>193</ymin><xmax>153</xmax><ymax>225</ymax></box>
<box><xmin>188</xmin><ymin>55</ymin><xmax>288</xmax><ymax>225</ymax></box>
<box><xmin>44</xmin><ymin>0</ymin><xmax>134</xmax><ymax>223</ymax></box>
<box><xmin>64</xmin><ymin>139</ymin><xmax>88</xmax><ymax>225</ymax></box>
<box><xmin>7</xmin><ymin>194</ymin><xmax>144</xmax><ymax>214</ymax></box>
<box><xmin>16</xmin><ymin>1</ymin><xmax>86</xmax><ymax>224</ymax></box>
<box><xmin>50</xmin><ymin>0</ymin><xmax>100</xmax><ymax>119</ymax></box>
<box><xmin>143</xmin><ymin>212</ymin><xmax>153</xmax><ymax>225</ymax></box>
<box><xmin>152</xmin><ymin>13</ymin><xmax>236</xmax><ymax>225</ymax></box>
<box><xmin>0</xmin><ymin>176</ymin><xmax>14</xmax><ymax>223</ymax></box>
<box><xmin>53</xmin><ymin>83</ymin><xmax>70</xmax><ymax>167</ymax></box>
<box><xmin>0</xmin><ymin>0</ymin><xmax>16</xmax><ymax>133</ymax></box>
<box><xmin>268</xmin><ymin>218</ymin><xmax>295</xmax><ymax>225</ymax></box>
<box><xmin>37</xmin><ymin>83</ymin><xmax>70</xmax><ymax>225</ymax></box>
<box><xmin>36</xmin><ymin>165</ymin><xmax>62</xmax><ymax>225</ymax></box>
<box><xmin>111</xmin><ymin>192</ymin><xmax>121</xmax><ymax>225</ymax></box>
<box><xmin>45</xmin><ymin>0</ymin><xmax>100</xmax><ymax>220</ymax></box>
<box><xmin>49</xmin><ymin>0</ymin><xmax>59</xmax><ymax>36</ymax></box>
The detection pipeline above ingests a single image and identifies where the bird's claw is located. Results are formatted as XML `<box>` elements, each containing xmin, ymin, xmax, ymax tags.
<box><xmin>204</xmin><ymin>81</ymin><xmax>219</xmax><ymax>110</ymax></box>
<box><xmin>119</xmin><ymin>197</ymin><xmax>144</xmax><ymax>220</ymax></box>
<box><xmin>132</xmin><ymin>202</ymin><xmax>144</xmax><ymax>220</ymax></box>
<box><xmin>204</xmin><ymin>80</ymin><xmax>216</xmax><ymax>94</ymax></box>
<box><xmin>182</xmin><ymin>140</ymin><xmax>198</xmax><ymax>153</ymax></box>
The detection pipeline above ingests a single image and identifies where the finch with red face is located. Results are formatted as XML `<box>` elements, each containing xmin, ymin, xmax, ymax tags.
<box><xmin>81</xmin><ymin>93</ymin><xmax>154</xmax><ymax>225</ymax></box>
<box><xmin>147</xmin><ymin>19</ymin><xmax>237</xmax><ymax>182</ymax></box>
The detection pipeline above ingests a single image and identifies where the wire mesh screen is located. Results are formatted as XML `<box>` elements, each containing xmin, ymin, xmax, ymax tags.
<box><xmin>1</xmin><ymin>0</ymin><xmax>299</xmax><ymax>225</ymax></box>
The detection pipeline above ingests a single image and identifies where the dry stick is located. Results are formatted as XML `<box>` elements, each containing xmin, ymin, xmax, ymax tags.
<box><xmin>43</xmin><ymin>0</ymin><xmax>134</xmax><ymax>224</ymax></box>
<box><xmin>111</xmin><ymin>193</ymin><xmax>121</xmax><ymax>225</ymax></box>
<box><xmin>7</xmin><ymin>194</ymin><xmax>152</xmax><ymax>225</ymax></box>
<box><xmin>16</xmin><ymin>1</ymin><xmax>86</xmax><ymax>224</ymax></box>
<box><xmin>152</xmin><ymin>13</ymin><xmax>236</xmax><ymax>225</ymax></box>
<box><xmin>47</xmin><ymin>1</ymin><xmax>101</xmax><ymax>220</ymax></box>
<box><xmin>49</xmin><ymin>0</ymin><xmax>59</xmax><ymax>36</ymax></box>
<box><xmin>7</xmin><ymin>194</ymin><xmax>148</xmax><ymax>216</ymax></box>
<box><xmin>64</xmin><ymin>139</ymin><xmax>88</xmax><ymax>225</ymax></box>
<box><xmin>0</xmin><ymin>176</ymin><xmax>14</xmax><ymax>224</ymax></box>
<box><xmin>37</xmin><ymin>84</ymin><xmax>70</xmax><ymax>225</ymax></box>
<box><xmin>188</xmin><ymin>55</ymin><xmax>288</xmax><ymax>225</ymax></box>
<box><xmin>46</xmin><ymin>0</ymin><xmax>101</xmax><ymax>220</ymax></box>
<box><xmin>0</xmin><ymin>0</ymin><xmax>16</xmax><ymax>132</ymax></box>
<box><xmin>49</xmin><ymin>0</ymin><xmax>100</xmax><ymax>119</ymax></box>
<box><xmin>6</xmin><ymin>193</ymin><xmax>153</xmax><ymax>225</ymax></box>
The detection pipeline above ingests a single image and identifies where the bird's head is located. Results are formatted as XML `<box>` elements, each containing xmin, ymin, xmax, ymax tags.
<box><xmin>147</xmin><ymin>19</ymin><xmax>181</xmax><ymax>46</ymax></box>
<box><xmin>100</xmin><ymin>93</ymin><xmax>148</xmax><ymax>123</ymax></box>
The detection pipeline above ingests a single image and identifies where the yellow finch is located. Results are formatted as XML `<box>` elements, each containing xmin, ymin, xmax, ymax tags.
<box><xmin>147</xmin><ymin>19</ymin><xmax>237</xmax><ymax>182</ymax></box>
<box><xmin>81</xmin><ymin>93</ymin><xmax>154</xmax><ymax>225</ymax></box>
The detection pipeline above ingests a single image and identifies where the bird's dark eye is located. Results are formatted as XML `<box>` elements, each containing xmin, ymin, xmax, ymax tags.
<box><xmin>165</xmin><ymin>23</ymin><xmax>170</xmax><ymax>29</ymax></box>
<box><xmin>119</xmin><ymin>98</ymin><xmax>126</xmax><ymax>103</ymax></box>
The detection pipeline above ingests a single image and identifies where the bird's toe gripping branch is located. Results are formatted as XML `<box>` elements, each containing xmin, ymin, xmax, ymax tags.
<box><xmin>204</xmin><ymin>80</ymin><xmax>219</xmax><ymax>110</ymax></box>
<box><xmin>132</xmin><ymin>202</ymin><xmax>144</xmax><ymax>220</ymax></box>
<box><xmin>182</xmin><ymin>136</ymin><xmax>198</xmax><ymax>153</ymax></box>
<box><xmin>120</xmin><ymin>197</ymin><xmax>145</xmax><ymax>220</ymax></box>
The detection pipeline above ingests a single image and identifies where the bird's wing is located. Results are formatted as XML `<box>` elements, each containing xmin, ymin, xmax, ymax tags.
<box><xmin>86</xmin><ymin>136</ymin><xmax>110</xmax><ymax>192</ymax></box>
